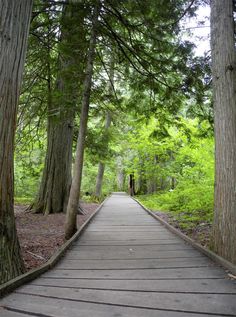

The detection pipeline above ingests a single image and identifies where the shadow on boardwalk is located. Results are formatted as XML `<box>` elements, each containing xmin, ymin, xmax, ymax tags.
<box><xmin>1</xmin><ymin>193</ymin><xmax>236</xmax><ymax>317</ymax></box>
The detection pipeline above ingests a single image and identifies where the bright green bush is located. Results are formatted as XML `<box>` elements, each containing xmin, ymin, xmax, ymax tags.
<box><xmin>138</xmin><ymin>185</ymin><xmax>213</xmax><ymax>230</ymax></box>
<box><xmin>137</xmin><ymin>134</ymin><xmax>214</xmax><ymax>230</ymax></box>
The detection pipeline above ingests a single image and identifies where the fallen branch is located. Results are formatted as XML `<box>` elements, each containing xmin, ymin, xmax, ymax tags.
<box><xmin>26</xmin><ymin>251</ymin><xmax>45</xmax><ymax>261</ymax></box>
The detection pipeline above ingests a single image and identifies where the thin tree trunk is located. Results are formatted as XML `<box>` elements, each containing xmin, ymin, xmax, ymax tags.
<box><xmin>32</xmin><ymin>2</ymin><xmax>85</xmax><ymax>214</ymax></box>
<box><xmin>171</xmin><ymin>177</ymin><xmax>176</xmax><ymax>190</ymax></box>
<box><xmin>129</xmin><ymin>173</ymin><xmax>135</xmax><ymax>196</ymax></box>
<box><xmin>65</xmin><ymin>2</ymin><xmax>101</xmax><ymax>240</ymax></box>
<box><xmin>169</xmin><ymin>152</ymin><xmax>176</xmax><ymax>189</ymax></box>
<box><xmin>160</xmin><ymin>176</ymin><xmax>166</xmax><ymax>190</ymax></box>
<box><xmin>211</xmin><ymin>0</ymin><xmax>236</xmax><ymax>264</ymax></box>
<box><xmin>137</xmin><ymin>159</ymin><xmax>147</xmax><ymax>194</ymax></box>
<box><xmin>95</xmin><ymin>112</ymin><xmax>112</xmax><ymax>198</ymax></box>
<box><xmin>95</xmin><ymin>162</ymin><xmax>105</xmax><ymax>198</ymax></box>
<box><xmin>0</xmin><ymin>0</ymin><xmax>32</xmax><ymax>284</ymax></box>
<box><xmin>117</xmin><ymin>169</ymin><xmax>125</xmax><ymax>191</ymax></box>
<box><xmin>95</xmin><ymin>54</ymin><xmax>114</xmax><ymax>198</ymax></box>
<box><xmin>116</xmin><ymin>156</ymin><xmax>125</xmax><ymax>191</ymax></box>
<box><xmin>151</xmin><ymin>154</ymin><xmax>158</xmax><ymax>193</ymax></box>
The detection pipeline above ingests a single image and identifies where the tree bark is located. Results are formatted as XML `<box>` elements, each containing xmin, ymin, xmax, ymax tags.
<box><xmin>0</xmin><ymin>0</ymin><xmax>32</xmax><ymax>284</ymax></box>
<box><xmin>95</xmin><ymin>112</ymin><xmax>112</xmax><ymax>198</ymax></box>
<box><xmin>32</xmin><ymin>1</ymin><xmax>86</xmax><ymax>214</ymax></box>
<box><xmin>65</xmin><ymin>2</ymin><xmax>101</xmax><ymax>240</ymax></box>
<box><xmin>95</xmin><ymin>162</ymin><xmax>105</xmax><ymax>198</ymax></box>
<box><xmin>129</xmin><ymin>173</ymin><xmax>135</xmax><ymax>196</ymax></box>
<box><xmin>33</xmin><ymin>114</ymin><xmax>74</xmax><ymax>214</ymax></box>
<box><xmin>211</xmin><ymin>0</ymin><xmax>236</xmax><ymax>264</ymax></box>
<box><xmin>95</xmin><ymin>54</ymin><xmax>114</xmax><ymax>198</ymax></box>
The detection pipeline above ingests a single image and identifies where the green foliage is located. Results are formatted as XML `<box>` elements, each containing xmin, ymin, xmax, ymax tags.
<box><xmin>137</xmin><ymin>134</ymin><xmax>214</xmax><ymax>230</ymax></box>
<box><xmin>121</xmin><ymin>115</ymin><xmax>215</xmax><ymax>232</ymax></box>
<box><xmin>82</xmin><ymin>153</ymin><xmax>118</xmax><ymax>196</ymax></box>
<box><xmin>13</xmin><ymin>0</ymin><xmax>212</xmax><ymax>222</ymax></box>
<box><xmin>14</xmin><ymin>197</ymin><xmax>33</xmax><ymax>205</ymax></box>
<box><xmin>14</xmin><ymin>142</ymin><xmax>45</xmax><ymax>201</ymax></box>
<box><xmin>139</xmin><ymin>186</ymin><xmax>213</xmax><ymax>231</ymax></box>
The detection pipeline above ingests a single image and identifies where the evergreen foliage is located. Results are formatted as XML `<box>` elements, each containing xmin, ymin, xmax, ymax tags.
<box><xmin>13</xmin><ymin>1</ymin><xmax>212</xmax><ymax>235</ymax></box>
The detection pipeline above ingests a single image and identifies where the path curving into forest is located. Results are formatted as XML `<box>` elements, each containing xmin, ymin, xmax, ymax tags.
<box><xmin>1</xmin><ymin>193</ymin><xmax>236</xmax><ymax>316</ymax></box>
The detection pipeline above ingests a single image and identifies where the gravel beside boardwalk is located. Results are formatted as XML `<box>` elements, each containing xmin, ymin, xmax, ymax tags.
<box><xmin>1</xmin><ymin>192</ymin><xmax>236</xmax><ymax>316</ymax></box>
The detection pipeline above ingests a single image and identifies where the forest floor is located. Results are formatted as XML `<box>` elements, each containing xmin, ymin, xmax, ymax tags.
<box><xmin>15</xmin><ymin>202</ymin><xmax>99</xmax><ymax>271</ymax></box>
<box><xmin>155</xmin><ymin>211</ymin><xmax>211</xmax><ymax>248</ymax></box>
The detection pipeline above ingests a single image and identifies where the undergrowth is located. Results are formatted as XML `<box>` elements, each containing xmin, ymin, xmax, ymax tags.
<box><xmin>137</xmin><ymin>182</ymin><xmax>213</xmax><ymax>232</ymax></box>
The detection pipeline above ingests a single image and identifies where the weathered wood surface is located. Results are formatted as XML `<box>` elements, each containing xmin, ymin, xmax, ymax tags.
<box><xmin>1</xmin><ymin>192</ymin><xmax>236</xmax><ymax>317</ymax></box>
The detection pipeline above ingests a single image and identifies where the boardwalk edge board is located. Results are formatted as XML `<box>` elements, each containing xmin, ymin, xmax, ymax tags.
<box><xmin>0</xmin><ymin>196</ymin><xmax>109</xmax><ymax>298</ymax></box>
<box><xmin>133</xmin><ymin>197</ymin><xmax>236</xmax><ymax>276</ymax></box>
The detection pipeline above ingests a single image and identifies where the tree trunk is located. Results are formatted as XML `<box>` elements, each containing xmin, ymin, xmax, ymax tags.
<box><xmin>171</xmin><ymin>177</ymin><xmax>176</xmax><ymax>190</ymax></box>
<box><xmin>117</xmin><ymin>169</ymin><xmax>125</xmax><ymax>191</ymax></box>
<box><xmin>95</xmin><ymin>54</ymin><xmax>114</xmax><ymax>198</ymax></box>
<box><xmin>33</xmin><ymin>116</ymin><xmax>74</xmax><ymax>214</ymax></box>
<box><xmin>65</xmin><ymin>2</ymin><xmax>101</xmax><ymax>240</ymax></box>
<box><xmin>129</xmin><ymin>173</ymin><xmax>135</xmax><ymax>196</ymax></box>
<box><xmin>0</xmin><ymin>0</ymin><xmax>32</xmax><ymax>284</ymax></box>
<box><xmin>211</xmin><ymin>0</ymin><xmax>236</xmax><ymax>264</ymax></box>
<box><xmin>95</xmin><ymin>162</ymin><xmax>105</xmax><ymax>198</ymax></box>
<box><xmin>95</xmin><ymin>112</ymin><xmax>112</xmax><ymax>198</ymax></box>
<box><xmin>169</xmin><ymin>151</ymin><xmax>176</xmax><ymax>189</ymax></box>
<box><xmin>32</xmin><ymin>1</ymin><xmax>86</xmax><ymax>214</ymax></box>
<box><xmin>136</xmin><ymin>158</ymin><xmax>147</xmax><ymax>194</ymax></box>
<box><xmin>116</xmin><ymin>156</ymin><xmax>125</xmax><ymax>191</ymax></box>
<box><xmin>150</xmin><ymin>155</ymin><xmax>158</xmax><ymax>193</ymax></box>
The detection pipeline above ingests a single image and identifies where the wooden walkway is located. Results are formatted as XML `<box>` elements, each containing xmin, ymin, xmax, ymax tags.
<box><xmin>1</xmin><ymin>193</ymin><xmax>236</xmax><ymax>316</ymax></box>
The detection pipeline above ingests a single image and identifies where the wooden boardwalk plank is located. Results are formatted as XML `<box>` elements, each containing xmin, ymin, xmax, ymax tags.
<box><xmin>78</xmin><ymin>235</ymin><xmax>179</xmax><ymax>241</ymax></box>
<box><xmin>30</xmin><ymin>277</ymin><xmax>236</xmax><ymax>294</ymax></box>
<box><xmin>0</xmin><ymin>293</ymin><xmax>223</xmax><ymax>317</ymax></box>
<box><xmin>66</xmin><ymin>249</ymin><xmax>204</xmax><ymax>259</ymax></box>
<box><xmin>42</xmin><ymin>267</ymin><xmax>226</xmax><ymax>279</ymax></box>
<box><xmin>76</xmin><ymin>240</ymin><xmax>184</xmax><ymax>246</ymax></box>
<box><xmin>0</xmin><ymin>309</ymin><xmax>27</xmax><ymax>317</ymax></box>
<box><xmin>1</xmin><ymin>192</ymin><xmax>236</xmax><ymax>317</ymax></box>
<box><xmin>70</xmin><ymin>244</ymin><xmax>195</xmax><ymax>251</ymax></box>
<box><xmin>13</xmin><ymin>284</ymin><xmax>236</xmax><ymax>316</ymax></box>
<box><xmin>55</xmin><ymin>257</ymin><xmax>213</xmax><ymax>270</ymax></box>
<box><xmin>79</xmin><ymin>231</ymin><xmax>177</xmax><ymax>238</ymax></box>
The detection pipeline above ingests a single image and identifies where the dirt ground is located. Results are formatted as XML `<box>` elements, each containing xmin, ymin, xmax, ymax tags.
<box><xmin>15</xmin><ymin>202</ymin><xmax>99</xmax><ymax>271</ymax></box>
<box><xmin>155</xmin><ymin>211</ymin><xmax>211</xmax><ymax>248</ymax></box>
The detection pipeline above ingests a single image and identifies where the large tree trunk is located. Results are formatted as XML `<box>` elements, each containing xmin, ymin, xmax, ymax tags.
<box><xmin>95</xmin><ymin>112</ymin><xmax>112</xmax><ymax>198</ymax></box>
<box><xmin>33</xmin><ymin>115</ymin><xmax>74</xmax><ymax>214</ymax></box>
<box><xmin>211</xmin><ymin>0</ymin><xmax>236</xmax><ymax>264</ymax></box>
<box><xmin>0</xmin><ymin>0</ymin><xmax>32</xmax><ymax>284</ymax></box>
<box><xmin>65</xmin><ymin>2</ymin><xmax>101</xmax><ymax>240</ymax></box>
<box><xmin>32</xmin><ymin>2</ymin><xmax>85</xmax><ymax>214</ymax></box>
